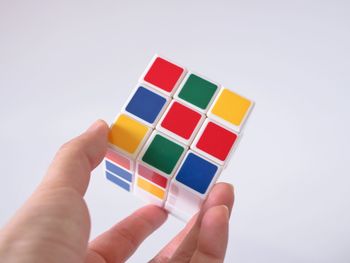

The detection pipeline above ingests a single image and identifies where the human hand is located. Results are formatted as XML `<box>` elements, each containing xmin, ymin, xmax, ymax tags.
<box><xmin>0</xmin><ymin>120</ymin><xmax>234</xmax><ymax>263</ymax></box>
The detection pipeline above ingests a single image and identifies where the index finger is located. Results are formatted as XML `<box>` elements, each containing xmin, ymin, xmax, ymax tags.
<box><xmin>87</xmin><ymin>205</ymin><xmax>168</xmax><ymax>263</ymax></box>
<box><xmin>39</xmin><ymin>120</ymin><xmax>109</xmax><ymax>196</ymax></box>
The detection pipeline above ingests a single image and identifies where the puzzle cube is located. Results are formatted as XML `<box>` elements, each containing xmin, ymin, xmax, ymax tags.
<box><xmin>104</xmin><ymin>55</ymin><xmax>254</xmax><ymax>221</ymax></box>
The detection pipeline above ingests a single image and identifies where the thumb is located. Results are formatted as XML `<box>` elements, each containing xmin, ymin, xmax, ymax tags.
<box><xmin>39</xmin><ymin>119</ymin><xmax>109</xmax><ymax>196</ymax></box>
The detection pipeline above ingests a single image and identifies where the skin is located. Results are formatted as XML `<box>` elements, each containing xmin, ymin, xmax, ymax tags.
<box><xmin>0</xmin><ymin>120</ymin><xmax>234</xmax><ymax>263</ymax></box>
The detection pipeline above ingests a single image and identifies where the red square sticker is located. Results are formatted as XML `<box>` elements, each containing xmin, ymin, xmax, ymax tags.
<box><xmin>161</xmin><ymin>102</ymin><xmax>202</xmax><ymax>140</ymax></box>
<box><xmin>144</xmin><ymin>57</ymin><xmax>184</xmax><ymax>93</ymax></box>
<box><xmin>105</xmin><ymin>148</ymin><xmax>130</xmax><ymax>170</ymax></box>
<box><xmin>196</xmin><ymin>122</ymin><xmax>238</xmax><ymax>161</ymax></box>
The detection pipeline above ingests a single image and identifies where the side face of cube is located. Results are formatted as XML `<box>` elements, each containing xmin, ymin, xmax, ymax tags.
<box><xmin>165</xmin><ymin>185</ymin><xmax>204</xmax><ymax>221</ymax></box>
<box><xmin>104</xmin><ymin>149</ymin><xmax>134</xmax><ymax>192</ymax></box>
<box><xmin>134</xmin><ymin>163</ymin><xmax>169</xmax><ymax>206</ymax></box>
<box><xmin>134</xmin><ymin>131</ymin><xmax>187</xmax><ymax>207</ymax></box>
<box><xmin>105</xmin><ymin>114</ymin><xmax>152</xmax><ymax>193</ymax></box>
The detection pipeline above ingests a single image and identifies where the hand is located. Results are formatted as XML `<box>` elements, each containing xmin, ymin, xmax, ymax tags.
<box><xmin>0</xmin><ymin>120</ymin><xmax>234</xmax><ymax>263</ymax></box>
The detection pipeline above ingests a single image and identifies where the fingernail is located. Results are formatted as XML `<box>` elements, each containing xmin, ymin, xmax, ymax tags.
<box><xmin>228</xmin><ymin>183</ymin><xmax>234</xmax><ymax>193</ymax></box>
<box><xmin>220</xmin><ymin>205</ymin><xmax>229</xmax><ymax>220</ymax></box>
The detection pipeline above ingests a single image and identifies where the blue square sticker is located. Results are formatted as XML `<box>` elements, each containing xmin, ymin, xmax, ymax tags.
<box><xmin>175</xmin><ymin>152</ymin><xmax>218</xmax><ymax>194</ymax></box>
<box><xmin>106</xmin><ymin>171</ymin><xmax>131</xmax><ymax>192</ymax></box>
<box><xmin>125</xmin><ymin>86</ymin><xmax>167</xmax><ymax>124</ymax></box>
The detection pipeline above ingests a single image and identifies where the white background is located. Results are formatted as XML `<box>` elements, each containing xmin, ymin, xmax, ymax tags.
<box><xmin>1</xmin><ymin>1</ymin><xmax>349</xmax><ymax>262</ymax></box>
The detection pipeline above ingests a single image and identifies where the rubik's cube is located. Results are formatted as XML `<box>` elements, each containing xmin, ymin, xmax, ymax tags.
<box><xmin>104</xmin><ymin>55</ymin><xmax>254</xmax><ymax>221</ymax></box>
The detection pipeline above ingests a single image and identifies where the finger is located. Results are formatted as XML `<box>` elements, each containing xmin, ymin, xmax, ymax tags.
<box><xmin>87</xmin><ymin>205</ymin><xmax>168</xmax><ymax>263</ymax></box>
<box><xmin>199</xmin><ymin>183</ymin><xmax>234</xmax><ymax>218</ymax></box>
<box><xmin>39</xmin><ymin>119</ymin><xmax>109</xmax><ymax>196</ymax></box>
<box><xmin>169</xmin><ymin>183</ymin><xmax>234</xmax><ymax>262</ymax></box>
<box><xmin>150</xmin><ymin>183</ymin><xmax>234</xmax><ymax>263</ymax></box>
<box><xmin>190</xmin><ymin>205</ymin><xmax>229</xmax><ymax>263</ymax></box>
<box><xmin>0</xmin><ymin>120</ymin><xmax>109</xmax><ymax>263</ymax></box>
<box><xmin>149</xmin><ymin>214</ymin><xmax>198</xmax><ymax>263</ymax></box>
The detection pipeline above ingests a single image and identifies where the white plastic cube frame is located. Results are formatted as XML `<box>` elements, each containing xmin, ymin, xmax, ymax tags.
<box><xmin>164</xmin><ymin>203</ymin><xmax>189</xmax><ymax>221</ymax></box>
<box><xmin>165</xmin><ymin>202</ymin><xmax>200</xmax><ymax>222</ymax></box>
<box><xmin>207</xmin><ymin>87</ymin><xmax>255</xmax><ymax>133</ymax></box>
<box><xmin>139</xmin><ymin>54</ymin><xmax>187</xmax><ymax>97</ymax></box>
<box><xmin>137</xmin><ymin>130</ymin><xmax>188</xmax><ymax>179</ymax></box>
<box><xmin>122</xmin><ymin>83</ymin><xmax>171</xmax><ymax>128</ymax></box>
<box><xmin>173</xmin><ymin>71</ymin><xmax>220</xmax><ymax>113</ymax></box>
<box><xmin>156</xmin><ymin>100</ymin><xmax>206</xmax><ymax>146</ymax></box>
<box><xmin>191</xmin><ymin>118</ymin><xmax>241</xmax><ymax>167</ymax></box>
<box><xmin>109</xmin><ymin>113</ymin><xmax>153</xmax><ymax>159</ymax></box>
<box><xmin>165</xmin><ymin>183</ymin><xmax>204</xmax><ymax>221</ymax></box>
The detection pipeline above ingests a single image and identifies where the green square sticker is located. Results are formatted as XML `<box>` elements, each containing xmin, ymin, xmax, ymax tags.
<box><xmin>178</xmin><ymin>74</ymin><xmax>218</xmax><ymax>110</ymax></box>
<box><xmin>142</xmin><ymin>134</ymin><xmax>185</xmax><ymax>175</ymax></box>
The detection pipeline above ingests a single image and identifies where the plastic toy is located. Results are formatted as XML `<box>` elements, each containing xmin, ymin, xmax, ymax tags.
<box><xmin>104</xmin><ymin>55</ymin><xmax>254</xmax><ymax>221</ymax></box>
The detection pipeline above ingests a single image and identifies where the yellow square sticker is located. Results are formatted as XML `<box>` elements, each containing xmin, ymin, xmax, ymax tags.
<box><xmin>211</xmin><ymin>89</ymin><xmax>251</xmax><ymax>126</ymax></box>
<box><xmin>108</xmin><ymin>114</ymin><xmax>150</xmax><ymax>154</ymax></box>
<box><xmin>137</xmin><ymin>176</ymin><xmax>165</xmax><ymax>199</ymax></box>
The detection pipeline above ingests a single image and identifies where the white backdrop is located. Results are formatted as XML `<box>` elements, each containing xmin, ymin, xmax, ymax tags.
<box><xmin>1</xmin><ymin>1</ymin><xmax>349</xmax><ymax>262</ymax></box>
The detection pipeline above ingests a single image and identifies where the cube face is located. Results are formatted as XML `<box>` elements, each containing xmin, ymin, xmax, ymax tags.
<box><xmin>192</xmin><ymin>120</ymin><xmax>239</xmax><ymax>165</ymax></box>
<box><xmin>157</xmin><ymin>101</ymin><xmax>204</xmax><ymax>145</ymax></box>
<box><xmin>175</xmin><ymin>152</ymin><xmax>220</xmax><ymax>195</ymax></box>
<box><xmin>143</xmin><ymin>56</ymin><xmax>186</xmax><ymax>96</ymax></box>
<box><xmin>176</xmin><ymin>73</ymin><xmax>219</xmax><ymax>112</ymax></box>
<box><xmin>108</xmin><ymin>114</ymin><xmax>151</xmax><ymax>158</ymax></box>
<box><xmin>125</xmin><ymin>86</ymin><xmax>168</xmax><ymax>126</ymax></box>
<box><xmin>140</xmin><ymin>132</ymin><xmax>186</xmax><ymax>176</ymax></box>
<box><xmin>105</xmin><ymin>55</ymin><xmax>254</xmax><ymax>222</ymax></box>
<box><xmin>208</xmin><ymin>88</ymin><xmax>253</xmax><ymax>132</ymax></box>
